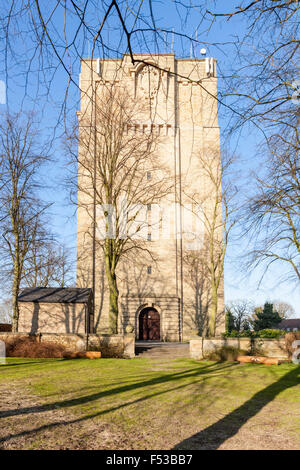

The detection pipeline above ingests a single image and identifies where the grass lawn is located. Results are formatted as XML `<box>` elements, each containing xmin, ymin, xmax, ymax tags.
<box><xmin>0</xmin><ymin>357</ymin><xmax>299</xmax><ymax>450</ymax></box>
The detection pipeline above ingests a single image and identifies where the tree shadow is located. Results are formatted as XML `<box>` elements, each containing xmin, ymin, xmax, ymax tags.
<box><xmin>0</xmin><ymin>362</ymin><xmax>236</xmax><ymax>445</ymax></box>
<box><xmin>30</xmin><ymin>303</ymin><xmax>40</xmax><ymax>334</ymax></box>
<box><xmin>1</xmin><ymin>359</ymin><xmax>63</xmax><ymax>368</ymax></box>
<box><xmin>173</xmin><ymin>365</ymin><xmax>300</xmax><ymax>450</ymax></box>
<box><xmin>0</xmin><ymin>361</ymin><xmax>234</xmax><ymax>419</ymax></box>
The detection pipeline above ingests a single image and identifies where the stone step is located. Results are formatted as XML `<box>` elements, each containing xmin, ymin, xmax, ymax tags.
<box><xmin>135</xmin><ymin>343</ymin><xmax>189</xmax><ymax>358</ymax></box>
<box><xmin>138</xmin><ymin>347</ymin><xmax>188</xmax><ymax>350</ymax></box>
<box><xmin>136</xmin><ymin>349</ymin><xmax>189</xmax><ymax>355</ymax></box>
<box><xmin>138</xmin><ymin>354</ymin><xmax>188</xmax><ymax>359</ymax></box>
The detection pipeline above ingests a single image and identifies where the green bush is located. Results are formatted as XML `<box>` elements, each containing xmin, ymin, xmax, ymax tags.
<box><xmin>222</xmin><ymin>330</ymin><xmax>254</xmax><ymax>338</ymax></box>
<box><xmin>256</xmin><ymin>329</ymin><xmax>284</xmax><ymax>339</ymax></box>
<box><xmin>222</xmin><ymin>329</ymin><xmax>238</xmax><ymax>338</ymax></box>
<box><xmin>238</xmin><ymin>330</ymin><xmax>253</xmax><ymax>337</ymax></box>
<box><xmin>222</xmin><ymin>328</ymin><xmax>284</xmax><ymax>339</ymax></box>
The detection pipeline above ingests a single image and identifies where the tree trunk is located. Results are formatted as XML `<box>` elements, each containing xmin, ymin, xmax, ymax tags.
<box><xmin>108</xmin><ymin>277</ymin><xmax>119</xmax><ymax>334</ymax></box>
<box><xmin>12</xmin><ymin>260</ymin><xmax>20</xmax><ymax>332</ymax></box>
<box><xmin>209</xmin><ymin>282</ymin><xmax>218</xmax><ymax>337</ymax></box>
<box><xmin>105</xmin><ymin>250</ymin><xmax>119</xmax><ymax>334</ymax></box>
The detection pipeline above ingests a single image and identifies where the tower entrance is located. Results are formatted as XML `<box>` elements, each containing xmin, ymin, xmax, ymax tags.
<box><xmin>138</xmin><ymin>307</ymin><xmax>160</xmax><ymax>341</ymax></box>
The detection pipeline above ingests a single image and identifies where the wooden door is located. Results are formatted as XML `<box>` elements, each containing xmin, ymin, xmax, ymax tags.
<box><xmin>139</xmin><ymin>308</ymin><xmax>160</xmax><ymax>340</ymax></box>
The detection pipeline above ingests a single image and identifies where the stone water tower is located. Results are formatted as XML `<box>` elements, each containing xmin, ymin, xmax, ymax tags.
<box><xmin>76</xmin><ymin>54</ymin><xmax>225</xmax><ymax>340</ymax></box>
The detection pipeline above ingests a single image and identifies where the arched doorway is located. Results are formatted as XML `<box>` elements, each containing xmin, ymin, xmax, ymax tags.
<box><xmin>139</xmin><ymin>307</ymin><xmax>160</xmax><ymax>341</ymax></box>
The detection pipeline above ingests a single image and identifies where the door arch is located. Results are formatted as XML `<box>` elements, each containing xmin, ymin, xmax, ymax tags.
<box><xmin>139</xmin><ymin>307</ymin><xmax>160</xmax><ymax>340</ymax></box>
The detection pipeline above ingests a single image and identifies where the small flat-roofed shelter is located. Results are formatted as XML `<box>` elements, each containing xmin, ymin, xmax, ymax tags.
<box><xmin>18</xmin><ymin>287</ymin><xmax>93</xmax><ymax>334</ymax></box>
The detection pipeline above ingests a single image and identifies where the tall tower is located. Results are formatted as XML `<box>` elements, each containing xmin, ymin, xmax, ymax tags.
<box><xmin>77</xmin><ymin>54</ymin><xmax>225</xmax><ymax>340</ymax></box>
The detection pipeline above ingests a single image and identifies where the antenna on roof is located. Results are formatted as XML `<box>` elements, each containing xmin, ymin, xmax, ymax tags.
<box><xmin>96</xmin><ymin>58</ymin><xmax>101</xmax><ymax>76</ymax></box>
<box><xmin>194</xmin><ymin>29</ymin><xmax>198</xmax><ymax>57</ymax></box>
<box><xmin>171</xmin><ymin>28</ymin><xmax>174</xmax><ymax>53</ymax></box>
<box><xmin>190</xmin><ymin>29</ymin><xmax>198</xmax><ymax>58</ymax></box>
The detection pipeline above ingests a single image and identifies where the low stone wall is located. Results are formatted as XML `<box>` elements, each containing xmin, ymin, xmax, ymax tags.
<box><xmin>88</xmin><ymin>334</ymin><xmax>135</xmax><ymax>358</ymax></box>
<box><xmin>0</xmin><ymin>332</ymin><xmax>135</xmax><ymax>359</ymax></box>
<box><xmin>190</xmin><ymin>336</ymin><xmax>288</xmax><ymax>361</ymax></box>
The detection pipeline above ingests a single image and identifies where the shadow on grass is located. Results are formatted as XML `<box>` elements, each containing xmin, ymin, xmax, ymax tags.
<box><xmin>0</xmin><ymin>361</ymin><xmax>232</xmax><ymax>419</ymax></box>
<box><xmin>173</xmin><ymin>365</ymin><xmax>300</xmax><ymax>450</ymax></box>
<box><xmin>0</xmin><ymin>362</ymin><xmax>235</xmax><ymax>444</ymax></box>
<box><xmin>0</xmin><ymin>359</ymin><xmax>63</xmax><ymax>368</ymax></box>
<box><xmin>2</xmin><ymin>363</ymin><xmax>298</xmax><ymax>448</ymax></box>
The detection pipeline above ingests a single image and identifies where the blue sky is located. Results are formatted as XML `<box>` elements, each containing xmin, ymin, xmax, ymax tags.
<box><xmin>0</xmin><ymin>1</ymin><xmax>299</xmax><ymax>313</ymax></box>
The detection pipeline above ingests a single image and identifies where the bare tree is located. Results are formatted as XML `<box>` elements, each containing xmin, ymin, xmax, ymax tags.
<box><xmin>0</xmin><ymin>2</ymin><xmax>219</xmax><ymax>115</ymax></box>
<box><xmin>184</xmin><ymin>151</ymin><xmax>238</xmax><ymax>336</ymax></box>
<box><xmin>0</xmin><ymin>113</ymin><xmax>49</xmax><ymax>331</ymax></box>
<box><xmin>2</xmin><ymin>1</ymin><xmax>298</xmax><ymax>336</ymax></box>
<box><xmin>202</xmin><ymin>0</ymin><xmax>300</xmax><ymax>132</ymax></box>
<box><xmin>272</xmin><ymin>300</ymin><xmax>296</xmax><ymax>319</ymax></box>
<box><xmin>225</xmin><ymin>300</ymin><xmax>253</xmax><ymax>333</ymax></box>
<box><xmin>69</xmin><ymin>86</ymin><xmax>171</xmax><ymax>333</ymax></box>
<box><xmin>23</xmin><ymin>234</ymin><xmax>73</xmax><ymax>288</ymax></box>
<box><xmin>198</xmin><ymin>1</ymin><xmax>300</xmax><ymax>293</ymax></box>
<box><xmin>1</xmin><ymin>2</ymin><xmax>298</xmax><ymax>133</ymax></box>
<box><xmin>183</xmin><ymin>249</ymin><xmax>211</xmax><ymax>336</ymax></box>
<box><xmin>245</xmin><ymin>123</ymin><xmax>300</xmax><ymax>283</ymax></box>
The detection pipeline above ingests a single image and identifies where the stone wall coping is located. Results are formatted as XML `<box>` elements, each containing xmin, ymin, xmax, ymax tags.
<box><xmin>0</xmin><ymin>332</ymin><xmax>134</xmax><ymax>339</ymax></box>
<box><xmin>121</xmin><ymin>295</ymin><xmax>180</xmax><ymax>299</ymax></box>
<box><xmin>192</xmin><ymin>336</ymin><xmax>286</xmax><ymax>341</ymax></box>
<box><xmin>218</xmin><ymin>337</ymin><xmax>285</xmax><ymax>342</ymax></box>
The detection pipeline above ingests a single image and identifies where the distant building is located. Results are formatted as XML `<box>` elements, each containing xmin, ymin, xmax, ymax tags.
<box><xmin>278</xmin><ymin>318</ymin><xmax>300</xmax><ymax>332</ymax></box>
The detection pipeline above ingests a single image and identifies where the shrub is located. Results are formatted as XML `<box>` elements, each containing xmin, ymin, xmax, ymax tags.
<box><xmin>222</xmin><ymin>328</ymin><xmax>284</xmax><ymax>339</ymax></box>
<box><xmin>256</xmin><ymin>329</ymin><xmax>284</xmax><ymax>339</ymax></box>
<box><xmin>100</xmin><ymin>344</ymin><xmax>124</xmax><ymax>358</ymax></box>
<box><xmin>98</xmin><ymin>338</ymin><xmax>124</xmax><ymax>358</ymax></box>
<box><xmin>222</xmin><ymin>330</ymin><xmax>254</xmax><ymax>338</ymax></box>
<box><xmin>227</xmin><ymin>329</ymin><xmax>239</xmax><ymax>337</ymax></box>
<box><xmin>238</xmin><ymin>330</ymin><xmax>253</xmax><ymax>338</ymax></box>
<box><xmin>5</xmin><ymin>337</ymin><xmax>66</xmax><ymax>358</ymax></box>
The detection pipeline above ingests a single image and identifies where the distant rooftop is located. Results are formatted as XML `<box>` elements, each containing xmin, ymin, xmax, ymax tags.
<box><xmin>278</xmin><ymin>318</ymin><xmax>300</xmax><ymax>330</ymax></box>
<box><xmin>18</xmin><ymin>288</ymin><xmax>92</xmax><ymax>304</ymax></box>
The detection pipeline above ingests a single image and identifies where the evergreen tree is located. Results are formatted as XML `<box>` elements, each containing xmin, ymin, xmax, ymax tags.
<box><xmin>253</xmin><ymin>302</ymin><xmax>282</xmax><ymax>331</ymax></box>
<box><xmin>225</xmin><ymin>308</ymin><xmax>236</xmax><ymax>334</ymax></box>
